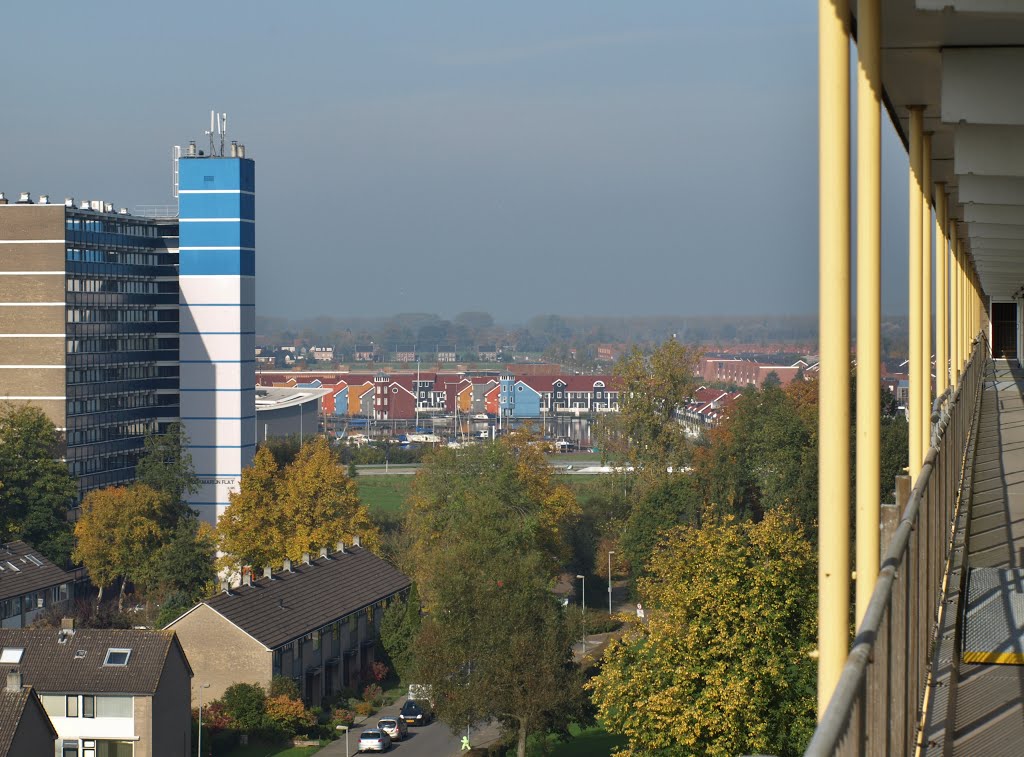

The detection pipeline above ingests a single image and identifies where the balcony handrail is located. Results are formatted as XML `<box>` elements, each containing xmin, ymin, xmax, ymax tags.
<box><xmin>805</xmin><ymin>336</ymin><xmax>987</xmax><ymax>757</ymax></box>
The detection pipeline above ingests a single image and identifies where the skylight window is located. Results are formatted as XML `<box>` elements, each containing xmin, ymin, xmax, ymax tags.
<box><xmin>0</xmin><ymin>648</ymin><xmax>23</xmax><ymax>664</ymax></box>
<box><xmin>103</xmin><ymin>649</ymin><xmax>131</xmax><ymax>666</ymax></box>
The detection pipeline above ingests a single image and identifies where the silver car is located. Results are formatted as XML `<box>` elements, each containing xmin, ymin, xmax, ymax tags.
<box><xmin>378</xmin><ymin>717</ymin><xmax>409</xmax><ymax>742</ymax></box>
<box><xmin>358</xmin><ymin>728</ymin><xmax>392</xmax><ymax>752</ymax></box>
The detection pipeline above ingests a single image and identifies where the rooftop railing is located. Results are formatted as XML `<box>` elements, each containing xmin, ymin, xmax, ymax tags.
<box><xmin>805</xmin><ymin>337</ymin><xmax>986</xmax><ymax>756</ymax></box>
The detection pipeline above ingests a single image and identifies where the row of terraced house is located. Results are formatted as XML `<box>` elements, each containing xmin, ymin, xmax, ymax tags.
<box><xmin>256</xmin><ymin>371</ymin><xmax>621</xmax><ymax>421</ymax></box>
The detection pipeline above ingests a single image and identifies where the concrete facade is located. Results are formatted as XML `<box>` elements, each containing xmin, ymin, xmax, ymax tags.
<box><xmin>167</xmin><ymin>603</ymin><xmax>270</xmax><ymax>706</ymax></box>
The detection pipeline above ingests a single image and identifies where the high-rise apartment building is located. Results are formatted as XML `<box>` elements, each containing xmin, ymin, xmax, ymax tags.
<box><xmin>0</xmin><ymin>128</ymin><xmax>254</xmax><ymax>524</ymax></box>
<box><xmin>177</xmin><ymin>147</ymin><xmax>256</xmax><ymax>523</ymax></box>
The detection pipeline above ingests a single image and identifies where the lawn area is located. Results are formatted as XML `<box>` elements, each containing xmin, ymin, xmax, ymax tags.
<box><xmin>221</xmin><ymin>741</ymin><xmax>324</xmax><ymax>757</ymax></box>
<box><xmin>355</xmin><ymin>475</ymin><xmax>412</xmax><ymax>515</ymax></box>
<box><xmin>504</xmin><ymin>724</ymin><xmax>627</xmax><ymax>757</ymax></box>
<box><xmin>548</xmin><ymin>726</ymin><xmax>627</xmax><ymax>756</ymax></box>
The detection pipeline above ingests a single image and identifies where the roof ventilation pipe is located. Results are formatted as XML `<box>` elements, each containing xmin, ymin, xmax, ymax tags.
<box><xmin>283</xmin><ymin>558</ymin><xmax>292</xmax><ymax>572</ymax></box>
<box><xmin>319</xmin><ymin>547</ymin><xmax>329</xmax><ymax>560</ymax></box>
<box><xmin>302</xmin><ymin>552</ymin><xmax>311</xmax><ymax>565</ymax></box>
<box><xmin>5</xmin><ymin>670</ymin><xmax>20</xmax><ymax>693</ymax></box>
<box><xmin>335</xmin><ymin>541</ymin><xmax>346</xmax><ymax>554</ymax></box>
<box><xmin>263</xmin><ymin>566</ymin><xmax>273</xmax><ymax>580</ymax></box>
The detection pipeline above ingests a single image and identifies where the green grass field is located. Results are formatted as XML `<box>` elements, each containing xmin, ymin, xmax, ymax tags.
<box><xmin>549</xmin><ymin>726</ymin><xmax>627</xmax><ymax>756</ymax></box>
<box><xmin>355</xmin><ymin>476</ymin><xmax>413</xmax><ymax>515</ymax></box>
<box><xmin>223</xmin><ymin>741</ymin><xmax>324</xmax><ymax>757</ymax></box>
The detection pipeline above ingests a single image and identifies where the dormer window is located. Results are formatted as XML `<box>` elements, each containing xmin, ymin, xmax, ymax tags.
<box><xmin>103</xmin><ymin>648</ymin><xmax>131</xmax><ymax>666</ymax></box>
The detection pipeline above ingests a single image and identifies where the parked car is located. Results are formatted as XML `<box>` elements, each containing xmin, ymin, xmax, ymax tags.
<box><xmin>358</xmin><ymin>728</ymin><xmax>392</xmax><ymax>752</ymax></box>
<box><xmin>378</xmin><ymin>717</ymin><xmax>408</xmax><ymax>742</ymax></box>
<box><xmin>400</xmin><ymin>698</ymin><xmax>434</xmax><ymax>726</ymax></box>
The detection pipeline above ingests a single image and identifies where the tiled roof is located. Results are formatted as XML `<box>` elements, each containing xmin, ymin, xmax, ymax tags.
<box><xmin>0</xmin><ymin>629</ymin><xmax>187</xmax><ymax>696</ymax></box>
<box><xmin>0</xmin><ymin>686</ymin><xmax>55</xmax><ymax>755</ymax></box>
<box><xmin>194</xmin><ymin>546</ymin><xmax>410</xmax><ymax>650</ymax></box>
<box><xmin>0</xmin><ymin>542</ymin><xmax>74</xmax><ymax>602</ymax></box>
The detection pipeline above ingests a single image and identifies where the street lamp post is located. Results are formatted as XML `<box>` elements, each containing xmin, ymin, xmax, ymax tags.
<box><xmin>607</xmin><ymin>551</ymin><xmax>615</xmax><ymax>615</ymax></box>
<box><xmin>336</xmin><ymin>725</ymin><xmax>349</xmax><ymax>755</ymax></box>
<box><xmin>197</xmin><ymin>682</ymin><xmax>211</xmax><ymax>757</ymax></box>
<box><xmin>576</xmin><ymin>574</ymin><xmax>586</xmax><ymax>654</ymax></box>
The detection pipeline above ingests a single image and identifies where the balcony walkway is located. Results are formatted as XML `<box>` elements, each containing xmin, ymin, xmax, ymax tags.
<box><xmin>927</xmin><ymin>359</ymin><xmax>1024</xmax><ymax>755</ymax></box>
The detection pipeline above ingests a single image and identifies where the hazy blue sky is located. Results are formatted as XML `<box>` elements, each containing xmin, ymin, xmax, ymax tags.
<box><xmin>1</xmin><ymin>2</ymin><xmax>910</xmax><ymax>322</ymax></box>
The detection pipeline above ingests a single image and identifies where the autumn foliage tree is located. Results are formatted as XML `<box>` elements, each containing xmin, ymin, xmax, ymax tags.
<box><xmin>600</xmin><ymin>338</ymin><xmax>701</xmax><ymax>477</ymax></box>
<box><xmin>73</xmin><ymin>485</ymin><xmax>167</xmax><ymax>608</ymax></box>
<box><xmin>405</xmin><ymin>440</ymin><xmax>586</xmax><ymax>757</ymax></box>
<box><xmin>217</xmin><ymin>436</ymin><xmax>378</xmax><ymax>571</ymax></box>
<box><xmin>588</xmin><ymin>508</ymin><xmax>817</xmax><ymax>757</ymax></box>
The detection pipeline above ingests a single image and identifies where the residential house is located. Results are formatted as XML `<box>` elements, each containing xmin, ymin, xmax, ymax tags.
<box><xmin>477</xmin><ymin>345</ymin><xmax>499</xmax><ymax>362</ymax></box>
<box><xmin>353</xmin><ymin>345</ymin><xmax>376</xmax><ymax>362</ymax></box>
<box><xmin>373</xmin><ymin>375</ymin><xmax>416</xmax><ymax>420</ymax></box>
<box><xmin>0</xmin><ymin>626</ymin><xmax>193</xmax><ymax>757</ymax></box>
<box><xmin>392</xmin><ymin>346</ymin><xmax>417</xmax><ymax>363</ymax></box>
<box><xmin>348</xmin><ymin>383</ymin><xmax>375</xmax><ymax>416</ymax></box>
<box><xmin>309</xmin><ymin>346</ymin><xmax>335</xmax><ymax>363</ymax></box>
<box><xmin>435</xmin><ymin>346</ymin><xmax>457</xmax><ymax>363</ymax></box>
<box><xmin>0</xmin><ymin>675</ymin><xmax>57</xmax><ymax>757</ymax></box>
<box><xmin>0</xmin><ymin>541</ymin><xmax>76</xmax><ymax>629</ymax></box>
<box><xmin>165</xmin><ymin>541</ymin><xmax>411</xmax><ymax>708</ymax></box>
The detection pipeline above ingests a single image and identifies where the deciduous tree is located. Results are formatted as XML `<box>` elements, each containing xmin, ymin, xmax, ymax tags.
<box><xmin>379</xmin><ymin>583</ymin><xmax>421</xmax><ymax>682</ymax></box>
<box><xmin>73</xmin><ymin>485</ymin><xmax>167</xmax><ymax>608</ymax></box>
<box><xmin>405</xmin><ymin>442</ymin><xmax>587</xmax><ymax>757</ymax></box>
<box><xmin>588</xmin><ymin>508</ymin><xmax>817</xmax><ymax>757</ymax></box>
<box><xmin>218</xmin><ymin>438</ymin><xmax>379</xmax><ymax>570</ymax></box>
<box><xmin>0</xmin><ymin>403</ymin><xmax>77</xmax><ymax>564</ymax></box>
<box><xmin>278</xmin><ymin>436</ymin><xmax>379</xmax><ymax>558</ymax></box>
<box><xmin>217</xmin><ymin>446</ymin><xmax>287</xmax><ymax>570</ymax></box>
<box><xmin>599</xmin><ymin>339</ymin><xmax>701</xmax><ymax>492</ymax></box>
<box><xmin>135</xmin><ymin>422</ymin><xmax>199</xmax><ymax>522</ymax></box>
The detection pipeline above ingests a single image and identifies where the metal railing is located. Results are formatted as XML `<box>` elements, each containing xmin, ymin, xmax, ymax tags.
<box><xmin>805</xmin><ymin>337</ymin><xmax>987</xmax><ymax>756</ymax></box>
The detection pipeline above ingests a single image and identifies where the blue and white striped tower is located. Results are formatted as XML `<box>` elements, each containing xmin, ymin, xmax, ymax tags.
<box><xmin>177</xmin><ymin>144</ymin><xmax>256</xmax><ymax>524</ymax></box>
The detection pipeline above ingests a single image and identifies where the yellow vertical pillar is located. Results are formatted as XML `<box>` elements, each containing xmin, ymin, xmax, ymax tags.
<box><xmin>935</xmin><ymin>187</ymin><xmax>948</xmax><ymax>397</ymax></box>
<box><xmin>908</xmin><ymin>107</ymin><xmax>924</xmax><ymax>478</ymax></box>
<box><xmin>855</xmin><ymin>0</ymin><xmax>881</xmax><ymax>627</ymax></box>
<box><xmin>817</xmin><ymin>0</ymin><xmax>850</xmax><ymax>717</ymax></box>
<box><xmin>921</xmin><ymin>135</ymin><xmax>933</xmax><ymax>453</ymax></box>
<box><xmin>951</xmin><ymin>229</ymin><xmax>960</xmax><ymax>386</ymax></box>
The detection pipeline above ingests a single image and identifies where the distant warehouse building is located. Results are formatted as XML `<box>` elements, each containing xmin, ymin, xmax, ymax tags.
<box><xmin>254</xmin><ymin>386</ymin><xmax>330</xmax><ymax>442</ymax></box>
<box><xmin>0</xmin><ymin>119</ymin><xmax>256</xmax><ymax>525</ymax></box>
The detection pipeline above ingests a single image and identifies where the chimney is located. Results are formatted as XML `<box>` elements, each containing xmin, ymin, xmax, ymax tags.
<box><xmin>282</xmin><ymin>558</ymin><xmax>292</xmax><ymax>572</ymax></box>
<box><xmin>302</xmin><ymin>551</ymin><xmax>311</xmax><ymax>565</ymax></box>
<box><xmin>64</xmin><ymin>197</ymin><xmax>74</xmax><ymax>208</ymax></box>
<box><xmin>17</xmin><ymin>192</ymin><xmax>32</xmax><ymax>204</ymax></box>
<box><xmin>263</xmin><ymin>566</ymin><xmax>273</xmax><ymax>580</ymax></box>
<box><xmin>5</xmin><ymin>670</ymin><xmax>20</xmax><ymax>693</ymax></box>
<box><xmin>242</xmin><ymin>572</ymin><xmax>251</xmax><ymax>587</ymax></box>
<box><xmin>335</xmin><ymin>541</ymin><xmax>346</xmax><ymax>554</ymax></box>
<box><xmin>60</xmin><ymin>617</ymin><xmax>75</xmax><ymax>632</ymax></box>
<box><xmin>353</xmin><ymin>535</ymin><xmax>361</xmax><ymax>548</ymax></box>
<box><xmin>0</xmin><ymin>193</ymin><xmax>8</xmax><ymax>205</ymax></box>
<box><xmin>39</xmin><ymin>194</ymin><xmax>49</xmax><ymax>205</ymax></box>
<box><xmin>319</xmin><ymin>546</ymin><xmax>329</xmax><ymax>560</ymax></box>
<box><xmin>221</xmin><ymin>580</ymin><xmax>232</xmax><ymax>594</ymax></box>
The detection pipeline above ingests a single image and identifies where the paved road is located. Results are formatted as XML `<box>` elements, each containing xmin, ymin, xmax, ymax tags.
<box><xmin>315</xmin><ymin>697</ymin><xmax>499</xmax><ymax>757</ymax></box>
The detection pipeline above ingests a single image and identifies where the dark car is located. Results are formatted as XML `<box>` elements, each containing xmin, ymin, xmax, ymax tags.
<box><xmin>400</xmin><ymin>698</ymin><xmax>434</xmax><ymax>726</ymax></box>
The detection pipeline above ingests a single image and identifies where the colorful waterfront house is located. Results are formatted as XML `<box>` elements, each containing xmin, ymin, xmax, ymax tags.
<box><xmin>499</xmin><ymin>375</ymin><xmax>516</xmax><ymax>420</ymax></box>
<box><xmin>484</xmin><ymin>383</ymin><xmax>500</xmax><ymax>416</ymax></box>
<box><xmin>327</xmin><ymin>381</ymin><xmax>348</xmax><ymax>416</ymax></box>
<box><xmin>510</xmin><ymin>380</ymin><xmax>543</xmax><ymax>419</ymax></box>
<box><xmin>349</xmin><ymin>383</ymin><xmax>375</xmax><ymax>416</ymax></box>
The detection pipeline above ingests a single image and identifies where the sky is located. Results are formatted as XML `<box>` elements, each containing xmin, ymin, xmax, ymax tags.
<box><xmin>1</xmin><ymin>2</ymin><xmax>911</xmax><ymax>322</ymax></box>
